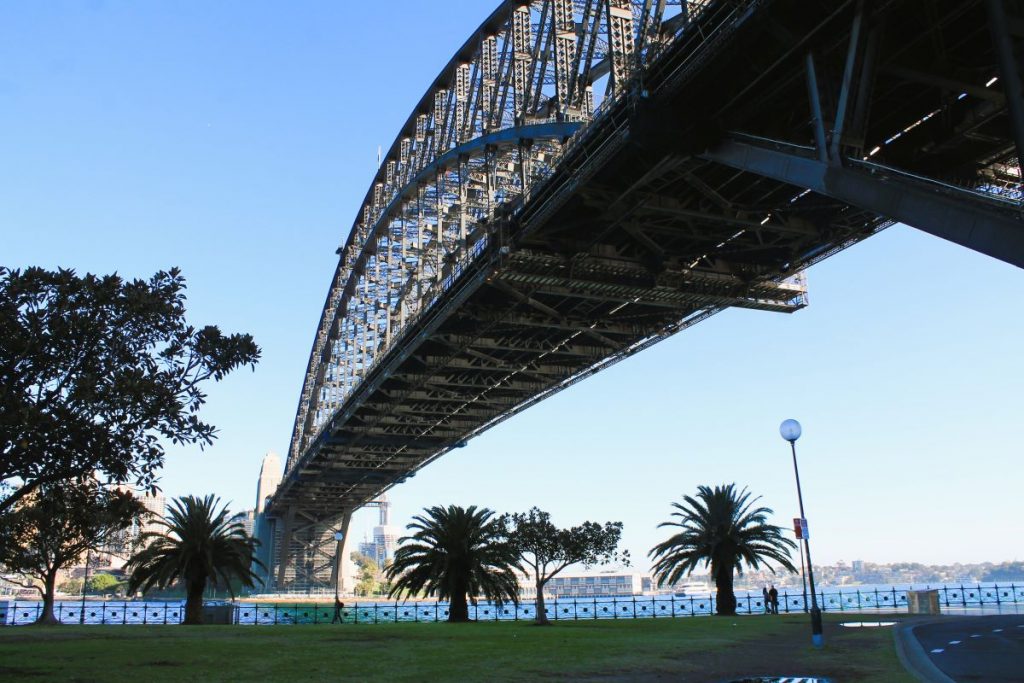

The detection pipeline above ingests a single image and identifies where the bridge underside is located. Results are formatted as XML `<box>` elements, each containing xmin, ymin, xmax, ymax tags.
<box><xmin>267</xmin><ymin>0</ymin><xmax>1023</xmax><ymax>589</ymax></box>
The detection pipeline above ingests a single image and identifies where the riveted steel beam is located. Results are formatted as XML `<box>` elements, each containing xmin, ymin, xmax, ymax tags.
<box><xmin>702</xmin><ymin>138</ymin><xmax>1024</xmax><ymax>269</ymax></box>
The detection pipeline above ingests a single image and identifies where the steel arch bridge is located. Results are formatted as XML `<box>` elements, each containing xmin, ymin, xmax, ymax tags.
<box><xmin>260</xmin><ymin>0</ymin><xmax>1024</xmax><ymax>590</ymax></box>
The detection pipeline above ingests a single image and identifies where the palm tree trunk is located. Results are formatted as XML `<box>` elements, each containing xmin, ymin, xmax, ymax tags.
<box><xmin>448</xmin><ymin>589</ymin><xmax>470</xmax><ymax>622</ymax></box>
<box><xmin>183</xmin><ymin>576</ymin><xmax>206</xmax><ymax>625</ymax></box>
<box><xmin>35</xmin><ymin>571</ymin><xmax>60</xmax><ymax>625</ymax></box>
<box><xmin>714</xmin><ymin>565</ymin><xmax>737</xmax><ymax>616</ymax></box>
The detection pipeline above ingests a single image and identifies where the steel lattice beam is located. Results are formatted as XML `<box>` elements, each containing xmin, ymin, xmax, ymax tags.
<box><xmin>263</xmin><ymin>0</ymin><xmax>1023</xmax><ymax>591</ymax></box>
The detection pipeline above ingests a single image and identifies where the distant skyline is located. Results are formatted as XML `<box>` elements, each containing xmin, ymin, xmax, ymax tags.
<box><xmin>3</xmin><ymin>1</ymin><xmax>1021</xmax><ymax>571</ymax></box>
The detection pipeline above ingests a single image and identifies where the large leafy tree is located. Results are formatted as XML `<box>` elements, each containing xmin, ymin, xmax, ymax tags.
<box><xmin>351</xmin><ymin>551</ymin><xmax>383</xmax><ymax>596</ymax></box>
<box><xmin>125</xmin><ymin>495</ymin><xmax>262</xmax><ymax>625</ymax></box>
<box><xmin>0</xmin><ymin>266</ymin><xmax>260</xmax><ymax>513</ymax></box>
<box><xmin>0</xmin><ymin>479</ymin><xmax>143</xmax><ymax>624</ymax></box>
<box><xmin>504</xmin><ymin>507</ymin><xmax>628</xmax><ymax>625</ymax></box>
<box><xmin>649</xmin><ymin>484</ymin><xmax>797</xmax><ymax>616</ymax></box>
<box><xmin>384</xmin><ymin>505</ymin><xmax>521</xmax><ymax>622</ymax></box>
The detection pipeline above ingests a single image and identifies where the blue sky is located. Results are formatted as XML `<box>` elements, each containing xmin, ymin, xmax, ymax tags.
<box><xmin>3</xmin><ymin>1</ymin><xmax>1022</xmax><ymax>570</ymax></box>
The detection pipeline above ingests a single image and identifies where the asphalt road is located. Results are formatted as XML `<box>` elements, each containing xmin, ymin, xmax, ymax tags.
<box><xmin>913</xmin><ymin>615</ymin><xmax>1024</xmax><ymax>682</ymax></box>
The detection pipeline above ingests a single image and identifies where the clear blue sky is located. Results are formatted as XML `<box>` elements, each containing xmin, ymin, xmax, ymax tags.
<box><xmin>3</xmin><ymin>1</ymin><xmax>1022</xmax><ymax>571</ymax></box>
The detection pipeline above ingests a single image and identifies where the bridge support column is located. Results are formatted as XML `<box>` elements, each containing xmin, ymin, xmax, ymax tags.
<box><xmin>275</xmin><ymin>506</ymin><xmax>296</xmax><ymax>589</ymax></box>
<box><xmin>328</xmin><ymin>510</ymin><xmax>353</xmax><ymax>597</ymax></box>
<box><xmin>271</xmin><ymin>507</ymin><xmax>353</xmax><ymax>592</ymax></box>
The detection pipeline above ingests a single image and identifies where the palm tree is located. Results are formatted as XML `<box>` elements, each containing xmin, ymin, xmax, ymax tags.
<box><xmin>125</xmin><ymin>495</ymin><xmax>262</xmax><ymax>625</ymax></box>
<box><xmin>384</xmin><ymin>505</ymin><xmax>521</xmax><ymax>622</ymax></box>
<box><xmin>649</xmin><ymin>484</ymin><xmax>797</xmax><ymax>616</ymax></box>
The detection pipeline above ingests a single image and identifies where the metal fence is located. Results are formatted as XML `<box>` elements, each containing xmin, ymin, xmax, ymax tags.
<box><xmin>2</xmin><ymin>584</ymin><xmax>1022</xmax><ymax>625</ymax></box>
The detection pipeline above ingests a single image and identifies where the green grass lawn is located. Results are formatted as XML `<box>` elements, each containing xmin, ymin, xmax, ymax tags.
<box><xmin>0</xmin><ymin>612</ymin><xmax>914</xmax><ymax>682</ymax></box>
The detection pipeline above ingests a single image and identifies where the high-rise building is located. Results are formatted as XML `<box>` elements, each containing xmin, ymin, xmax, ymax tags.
<box><xmin>371</xmin><ymin>495</ymin><xmax>398</xmax><ymax>567</ymax></box>
<box><xmin>230</xmin><ymin>510</ymin><xmax>255</xmax><ymax>537</ymax></box>
<box><xmin>94</xmin><ymin>488</ymin><xmax>165</xmax><ymax>566</ymax></box>
<box><xmin>255</xmin><ymin>451</ymin><xmax>282</xmax><ymax>514</ymax></box>
<box><xmin>140</xmin><ymin>490</ymin><xmax>166</xmax><ymax>531</ymax></box>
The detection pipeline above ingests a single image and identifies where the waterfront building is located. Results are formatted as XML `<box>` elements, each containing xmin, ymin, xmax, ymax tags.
<box><xmin>517</xmin><ymin>572</ymin><xmax>712</xmax><ymax>599</ymax></box>
<box><xmin>518</xmin><ymin>572</ymin><xmax>645</xmax><ymax>599</ymax></box>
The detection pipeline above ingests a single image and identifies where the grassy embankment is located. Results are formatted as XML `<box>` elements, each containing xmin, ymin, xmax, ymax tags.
<box><xmin>0</xmin><ymin>612</ymin><xmax>914</xmax><ymax>682</ymax></box>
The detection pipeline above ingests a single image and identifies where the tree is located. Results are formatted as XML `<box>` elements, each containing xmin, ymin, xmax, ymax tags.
<box><xmin>384</xmin><ymin>505</ymin><xmax>521</xmax><ymax>622</ymax></box>
<box><xmin>649</xmin><ymin>484</ymin><xmax>797</xmax><ymax>616</ymax></box>
<box><xmin>504</xmin><ymin>507</ymin><xmax>628</xmax><ymax>625</ymax></box>
<box><xmin>87</xmin><ymin>573</ymin><xmax>124</xmax><ymax>596</ymax></box>
<box><xmin>0</xmin><ymin>267</ymin><xmax>260</xmax><ymax>514</ymax></box>
<box><xmin>351</xmin><ymin>551</ymin><xmax>381</xmax><ymax>596</ymax></box>
<box><xmin>983</xmin><ymin>562</ymin><xmax>1024</xmax><ymax>582</ymax></box>
<box><xmin>125</xmin><ymin>495</ymin><xmax>263</xmax><ymax>625</ymax></box>
<box><xmin>0</xmin><ymin>480</ymin><xmax>142</xmax><ymax>624</ymax></box>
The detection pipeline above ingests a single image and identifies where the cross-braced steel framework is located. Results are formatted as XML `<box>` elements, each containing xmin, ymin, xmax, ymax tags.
<box><xmin>289</xmin><ymin>1</ymin><xmax>697</xmax><ymax>471</ymax></box>
<box><xmin>264</xmin><ymin>0</ymin><xmax>1024</xmax><ymax>590</ymax></box>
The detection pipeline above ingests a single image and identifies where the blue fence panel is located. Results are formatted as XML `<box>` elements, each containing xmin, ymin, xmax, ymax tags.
<box><xmin>1</xmin><ymin>583</ymin><xmax>1019</xmax><ymax>625</ymax></box>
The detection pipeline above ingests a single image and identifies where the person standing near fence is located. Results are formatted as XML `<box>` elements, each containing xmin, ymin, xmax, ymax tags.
<box><xmin>332</xmin><ymin>598</ymin><xmax>344</xmax><ymax>624</ymax></box>
<box><xmin>762</xmin><ymin>587</ymin><xmax>770</xmax><ymax>614</ymax></box>
<box><xmin>769</xmin><ymin>585</ymin><xmax>779</xmax><ymax>614</ymax></box>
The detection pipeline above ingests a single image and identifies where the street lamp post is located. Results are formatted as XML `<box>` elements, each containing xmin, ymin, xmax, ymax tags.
<box><xmin>797</xmin><ymin>538</ymin><xmax>809</xmax><ymax>613</ymax></box>
<box><xmin>779</xmin><ymin>419</ymin><xmax>824</xmax><ymax>648</ymax></box>
<box><xmin>333</xmin><ymin>531</ymin><xmax>345</xmax><ymax>601</ymax></box>
<box><xmin>332</xmin><ymin>531</ymin><xmax>345</xmax><ymax>624</ymax></box>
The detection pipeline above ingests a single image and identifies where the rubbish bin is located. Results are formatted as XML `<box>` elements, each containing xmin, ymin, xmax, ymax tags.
<box><xmin>907</xmin><ymin>590</ymin><xmax>940</xmax><ymax>615</ymax></box>
<box><xmin>201</xmin><ymin>604</ymin><xmax>236</xmax><ymax>624</ymax></box>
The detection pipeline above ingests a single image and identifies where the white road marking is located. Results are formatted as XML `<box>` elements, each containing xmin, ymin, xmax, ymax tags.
<box><xmin>931</xmin><ymin>648</ymin><xmax>945</xmax><ymax>654</ymax></box>
<box><xmin>949</xmin><ymin>640</ymin><xmax>962</xmax><ymax>645</ymax></box>
<box><xmin>993</xmin><ymin>628</ymin><xmax>1004</xmax><ymax>633</ymax></box>
<box><xmin>970</xmin><ymin>634</ymin><xmax>981</xmax><ymax>638</ymax></box>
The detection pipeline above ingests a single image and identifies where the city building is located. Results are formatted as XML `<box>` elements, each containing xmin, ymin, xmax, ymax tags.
<box><xmin>139</xmin><ymin>490</ymin><xmax>166</xmax><ymax>536</ymax></box>
<box><xmin>93</xmin><ymin>488</ymin><xmax>165</xmax><ymax>569</ymax></box>
<box><xmin>356</xmin><ymin>495</ymin><xmax>398</xmax><ymax>568</ymax></box>
<box><xmin>230</xmin><ymin>510</ymin><xmax>255</xmax><ymax>537</ymax></box>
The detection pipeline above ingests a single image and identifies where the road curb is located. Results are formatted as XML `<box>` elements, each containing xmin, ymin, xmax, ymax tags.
<box><xmin>892</xmin><ymin>619</ymin><xmax>956</xmax><ymax>683</ymax></box>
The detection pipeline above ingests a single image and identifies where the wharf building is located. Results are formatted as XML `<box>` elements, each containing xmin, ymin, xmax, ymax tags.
<box><xmin>518</xmin><ymin>572</ymin><xmax>645</xmax><ymax>599</ymax></box>
<box><xmin>517</xmin><ymin>573</ymin><xmax>711</xmax><ymax>599</ymax></box>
